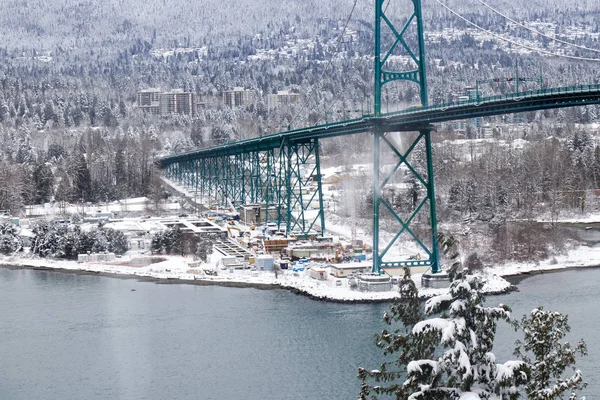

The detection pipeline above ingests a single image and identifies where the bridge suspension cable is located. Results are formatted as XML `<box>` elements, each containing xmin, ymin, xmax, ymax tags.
<box><xmin>476</xmin><ymin>0</ymin><xmax>600</xmax><ymax>55</ymax></box>
<box><xmin>315</xmin><ymin>0</ymin><xmax>397</xmax><ymax>125</ymax></box>
<box><xmin>384</xmin><ymin>0</ymin><xmax>392</xmax><ymax>13</ymax></box>
<box><xmin>283</xmin><ymin>0</ymin><xmax>358</xmax><ymax>130</ymax></box>
<box><xmin>433</xmin><ymin>0</ymin><xmax>600</xmax><ymax>62</ymax></box>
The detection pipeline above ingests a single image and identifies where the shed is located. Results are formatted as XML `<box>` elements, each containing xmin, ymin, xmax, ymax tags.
<box><xmin>255</xmin><ymin>255</ymin><xmax>274</xmax><ymax>271</ymax></box>
<box><xmin>309</xmin><ymin>267</ymin><xmax>327</xmax><ymax>280</ymax></box>
<box><xmin>329</xmin><ymin>263</ymin><xmax>371</xmax><ymax>278</ymax></box>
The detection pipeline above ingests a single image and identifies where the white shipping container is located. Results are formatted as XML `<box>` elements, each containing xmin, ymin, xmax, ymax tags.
<box><xmin>255</xmin><ymin>255</ymin><xmax>274</xmax><ymax>271</ymax></box>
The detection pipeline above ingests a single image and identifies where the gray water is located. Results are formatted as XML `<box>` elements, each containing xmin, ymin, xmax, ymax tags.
<box><xmin>0</xmin><ymin>267</ymin><xmax>598</xmax><ymax>399</ymax></box>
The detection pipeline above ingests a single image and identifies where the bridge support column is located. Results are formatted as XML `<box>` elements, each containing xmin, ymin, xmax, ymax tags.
<box><xmin>424</xmin><ymin>129</ymin><xmax>440</xmax><ymax>273</ymax></box>
<box><xmin>261</xmin><ymin>149</ymin><xmax>278</xmax><ymax>228</ymax></box>
<box><xmin>372</xmin><ymin>129</ymin><xmax>382</xmax><ymax>273</ymax></box>
<box><xmin>199</xmin><ymin>158</ymin><xmax>207</xmax><ymax>205</ymax></box>
<box><xmin>250</xmin><ymin>152</ymin><xmax>260</xmax><ymax>204</ymax></box>
<box><xmin>274</xmin><ymin>142</ymin><xmax>288</xmax><ymax>233</ymax></box>
<box><xmin>371</xmin><ymin>128</ymin><xmax>439</xmax><ymax>274</ymax></box>
<box><xmin>285</xmin><ymin>139</ymin><xmax>326</xmax><ymax>237</ymax></box>
<box><xmin>372</xmin><ymin>0</ymin><xmax>440</xmax><ymax>274</ymax></box>
<box><xmin>209</xmin><ymin>157</ymin><xmax>219</xmax><ymax>207</ymax></box>
<box><xmin>314</xmin><ymin>139</ymin><xmax>326</xmax><ymax>237</ymax></box>
<box><xmin>185</xmin><ymin>160</ymin><xmax>193</xmax><ymax>189</ymax></box>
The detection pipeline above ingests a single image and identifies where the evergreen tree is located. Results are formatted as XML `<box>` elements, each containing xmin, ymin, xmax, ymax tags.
<box><xmin>31</xmin><ymin>221</ymin><xmax>56</xmax><ymax>257</ymax></box>
<box><xmin>151</xmin><ymin>230</ymin><xmax>165</xmax><ymax>254</ymax></box>
<box><xmin>358</xmin><ymin>267</ymin><xmax>436</xmax><ymax>399</ymax></box>
<box><xmin>514</xmin><ymin>307</ymin><xmax>587</xmax><ymax>400</ymax></box>
<box><xmin>60</xmin><ymin>225</ymin><xmax>81</xmax><ymax>259</ymax></box>
<box><xmin>167</xmin><ymin>226</ymin><xmax>183</xmax><ymax>255</ymax></box>
<box><xmin>75</xmin><ymin>228</ymin><xmax>97</xmax><ymax>255</ymax></box>
<box><xmin>0</xmin><ymin>221</ymin><xmax>22</xmax><ymax>254</ymax></box>
<box><xmin>74</xmin><ymin>154</ymin><xmax>92</xmax><ymax>202</ymax></box>
<box><xmin>104</xmin><ymin>228</ymin><xmax>129</xmax><ymax>255</ymax></box>
<box><xmin>195</xmin><ymin>235</ymin><xmax>215</xmax><ymax>262</ymax></box>
<box><xmin>402</xmin><ymin>270</ymin><xmax>528</xmax><ymax>399</ymax></box>
<box><xmin>31</xmin><ymin>162</ymin><xmax>54</xmax><ymax>204</ymax></box>
<box><xmin>90</xmin><ymin>228</ymin><xmax>110</xmax><ymax>253</ymax></box>
<box><xmin>359</xmin><ymin>258</ymin><xmax>587</xmax><ymax>399</ymax></box>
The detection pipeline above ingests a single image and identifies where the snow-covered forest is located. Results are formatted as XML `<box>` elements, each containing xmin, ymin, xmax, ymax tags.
<box><xmin>1</xmin><ymin>0</ymin><xmax>600</xmax><ymax>264</ymax></box>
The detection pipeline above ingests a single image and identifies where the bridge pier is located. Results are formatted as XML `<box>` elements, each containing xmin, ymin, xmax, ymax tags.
<box><xmin>285</xmin><ymin>139</ymin><xmax>326</xmax><ymax>237</ymax></box>
<box><xmin>371</xmin><ymin>127</ymin><xmax>439</xmax><ymax>274</ymax></box>
<box><xmin>161</xmin><ymin>138</ymin><xmax>326</xmax><ymax>238</ymax></box>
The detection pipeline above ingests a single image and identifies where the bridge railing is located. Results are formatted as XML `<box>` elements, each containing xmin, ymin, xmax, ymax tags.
<box><xmin>382</xmin><ymin>83</ymin><xmax>600</xmax><ymax>118</ymax></box>
<box><xmin>160</xmin><ymin>83</ymin><xmax>600</xmax><ymax>165</ymax></box>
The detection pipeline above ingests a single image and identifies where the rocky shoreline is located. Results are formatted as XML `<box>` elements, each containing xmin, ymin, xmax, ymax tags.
<box><xmin>0</xmin><ymin>259</ymin><xmax>522</xmax><ymax>303</ymax></box>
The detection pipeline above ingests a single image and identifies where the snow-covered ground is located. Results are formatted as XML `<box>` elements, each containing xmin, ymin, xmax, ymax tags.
<box><xmin>489</xmin><ymin>245</ymin><xmax>600</xmax><ymax>277</ymax></box>
<box><xmin>3</xmin><ymin>242</ymin><xmax>600</xmax><ymax>302</ymax></box>
<box><xmin>0</xmin><ymin>252</ymin><xmax>512</xmax><ymax>301</ymax></box>
<box><xmin>0</xmin><ymin>243</ymin><xmax>585</xmax><ymax>303</ymax></box>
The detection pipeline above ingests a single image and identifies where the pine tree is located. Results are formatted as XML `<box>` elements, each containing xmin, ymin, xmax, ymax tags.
<box><xmin>402</xmin><ymin>270</ymin><xmax>528</xmax><ymax>399</ymax></box>
<box><xmin>359</xmin><ymin>238</ymin><xmax>588</xmax><ymax>399</ymax></box>
<box><xmin>32</xmin><ymin>162</ymin><xmax>54</xmax><ymax>204</ymax></box>
<box><xmin>358</xmin><ymin>266</ymin><xmax>437</xmax><ymax>399</ymax></box>
<box><xmin>151</xmin><ymin>231</ymin><xmax>165</xmax><ymax>254</ymax></box>
<box><xmin>514</xmin><ymin>307</ymin><xmax>587</xmax><ymax>400</ymax></box>
<box><xmin>74</xmin><ymin>154</ymin><xmax>92</xmax><ymax>202</ymax></box>
<box><xmin>0</xmin><ymin>221</ymin><xmax>22</xmax><ymax>254</ymax></box>
<box><xmin>360</xmin><ymin>233</ymin><xmax>528</xmax><ymax>399</ymax></box>
<box><xmin>195</xmin><ymin>235</ymin><xmax>215</xmax><ymax>263</ymax></box>
<box><xmin>104</xmin><ymin>228</ymin><xmax>129</xmax><ymax>255</ymax></box>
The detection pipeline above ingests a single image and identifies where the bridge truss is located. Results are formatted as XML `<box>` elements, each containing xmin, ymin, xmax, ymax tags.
<box><xmin>164</xmin><ymin>137</ymin><xmax>326</xmax><ymax>238</ymax></box>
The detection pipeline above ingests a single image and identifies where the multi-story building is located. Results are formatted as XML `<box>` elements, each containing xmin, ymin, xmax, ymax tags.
<box><xmin>137</xmin><ymin>89</ymin><xmax>195</xmax><ymax>117</ymax></box>
<box><xmin>222</xmin><ymin>87</ymin><xmax>258</xmax><ymax>108</ymax></box>
<box><xmin>267</xmin><ymin>90</ymin><xmax>300</xmax><ymax>109</ymax></box>
<box><xmin>159</xmin><ymin>90</ymin><xmax>195</xmax><ymax>117</ymax></box>
<box><xmin>137</xmin><ymin>89</ymin><xmax>161</xmax><ymax>115</ymax></box>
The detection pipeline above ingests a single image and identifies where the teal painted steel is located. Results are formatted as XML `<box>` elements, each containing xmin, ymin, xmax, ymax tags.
<box><xmin>415</xmin><ymin>0</ymin><xmax>428</xmax><ymax>107</ymax></box>
<box><xmin>159</xmin><ymin>85</ymin><xmax>600</xmax><ymax>169</ymax></box>
<box><xmin>373</xmin><ymin>0</ymin><xmax>428</xmax><ymax>113</ymax></box>
<box><xmin>372</xmin><ymin>130</ymin><xmax>439</xmax><ymax>273</ymax></box>
<box><xmin>424</xmin><ymin>130</ymin><xmax>440</xmax><ymax>273</ymax></box>
<box><xmin>279</xmin><ymin>144</ymin><xmax>289</xmax><ymax>232</ymax></box>
<box><xmin>163</xmin><ymin>139</ymin><xmax>325</xmax><ymax>236</ymax></box>
<box><xmin>314</xmin><ymin>139</ymin><xmax>326</xmax><ymax>237</ymax></box>
<box><xmin>161</xmin><ymin>84</ymin><xmax>600</xmax><ymax>274</ymax></box>
<box><xmin>372</xmin><ymin>129</ymin><xmax>382</xmax><ymax>273</ymax></box>
<box><xmin>374</xmin><ymin>0</ymin><xmax>382</xmax><ymax>115</ymax></box>
<box><xmin>372</xmin><ymin>0</ymin><xmax>435</xmax><ymax>273</ymax></box>
<box><xmin>285</xmin><ymin>139</ymin><xmax>326</xmax><ymax>236</ymax></box>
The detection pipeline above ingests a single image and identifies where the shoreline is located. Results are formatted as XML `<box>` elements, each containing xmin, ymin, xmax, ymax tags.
<box><xmin>0</xmin><ymin>261</ymin><xmax>400</xmax><ymax>304</ymax></box>
<box><xmin>502</xmin><ymin>263</ymin><xmax>600</xmax><ymax>285</ymax></box>
<box><xmin>0</xmin><ymin>257</ymin><xmax>536</xmax><ymax>303</ymax></box>
<box><xmin>4</xmin><ymin>250</ymin><xmax>600</xmax><ymax>302</ymax></box>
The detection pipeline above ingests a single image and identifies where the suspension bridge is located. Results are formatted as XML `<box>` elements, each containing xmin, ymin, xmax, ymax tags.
<box><xmin>159</xmin><ymin>0</ymin><xmax>600</xmax><ymax>275</ymax></box>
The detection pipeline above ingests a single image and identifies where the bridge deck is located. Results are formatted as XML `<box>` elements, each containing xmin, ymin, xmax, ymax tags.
<box><xmin>159</xmin><ymin>84</ymin><xmax>600</xmax><ymax>166</ymax></box>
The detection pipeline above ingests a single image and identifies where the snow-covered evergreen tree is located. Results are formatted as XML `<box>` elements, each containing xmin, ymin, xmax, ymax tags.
<box><xmin>0</xmin><ymin>221</ymin><xmax>22</xmax><ymax>254</ymax></box>
<box><xmin>195</xmin><ymin>235</ymin><xmax>215</xmax><ymax>263</ymax></box>
<box><xmin>403</xmin><ymin>270</ymin><xmax>529</xmax><ymax>399</ymax></box>
<box><xmin>358</xmin><ymin>266</ymin><xmax>437</xmax><ymax>399</ymax></box>
<box><xmin>514</xmin><ymin>307</ymin><xmax>587</xmax><ymax>400</ymax></box>
<box><xmin>360</xmin><ymin>233</ymin><xmax>529</xmax><ymax>399</ymax></box>
<box><xmin>151</xmin><ymin>231</ymin><xmax>165</xmax><ymax>254</ymax></box>
<box><xmin>30</xmin><ymin>221</ymin><xmax>128</xmax><ymax>259</ymax></box>
<box><xmin>359</xmin><ymin>264</ymin><xmax>588</xmax><ymax>399</ymax></box>
<box><xmin>104</xmin><ymin>228</ymin><xmax>129</xmax><ymax>255</ymax></box>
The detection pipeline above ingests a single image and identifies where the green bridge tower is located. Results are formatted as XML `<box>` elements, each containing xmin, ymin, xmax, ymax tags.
<box><xmin>372</xmin><ymin>0</ymin><xmax>440</xmax><ymax>274</ymax></box>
